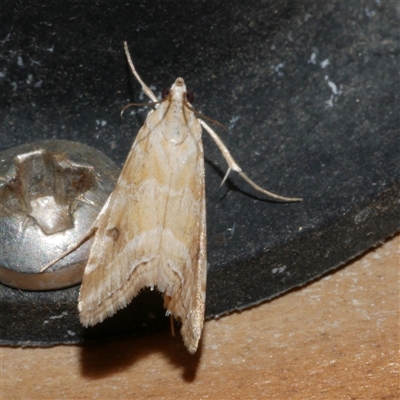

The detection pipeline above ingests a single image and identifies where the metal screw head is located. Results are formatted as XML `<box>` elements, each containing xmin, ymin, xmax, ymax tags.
<box><xmin>0</xmin><ymin>140</ymin><xmax>119</xmax><ymax>290</ymax></box>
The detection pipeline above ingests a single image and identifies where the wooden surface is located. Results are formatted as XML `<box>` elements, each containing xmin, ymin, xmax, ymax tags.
<box><xmin>1</xmin><ymin>234</ymin><xmax>399</xmax><ymax>399</ymax></box>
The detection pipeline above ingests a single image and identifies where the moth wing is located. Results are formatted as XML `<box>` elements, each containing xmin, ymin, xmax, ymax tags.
<box><xmin>78</xmin><ymin>107</ymin><xmax>207</xmax><ymax>353</ymax></box>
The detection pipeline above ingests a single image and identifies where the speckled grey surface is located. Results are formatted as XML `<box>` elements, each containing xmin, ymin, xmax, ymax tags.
<box><xmin>0</xmin><ymin>0</ymin><xmax>399</xmax><ymax>345</ymax></box>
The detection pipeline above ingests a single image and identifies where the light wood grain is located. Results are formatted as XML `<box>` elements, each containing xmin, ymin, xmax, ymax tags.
<box><xmin>1</xmin><ymin>235</ymin><xmax>399</xmax><ymax>400</ymax></box>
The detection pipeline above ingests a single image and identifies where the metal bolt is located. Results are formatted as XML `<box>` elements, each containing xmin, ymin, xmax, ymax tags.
<box><xmin>0</xmin><ymin>140</ymin><xmax>119</xmax><ymax>290</ymax></box>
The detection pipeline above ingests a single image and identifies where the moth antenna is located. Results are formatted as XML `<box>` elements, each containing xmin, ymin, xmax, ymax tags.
<box><xmin>184</xmin><ymin>100</ymin><xmax>227</xmax><ymax>132</ymax></box>
<box><xmin>199</xmin><ymin>119</ymin><xmax>302</xmax><ymax>202</ymax></box>
<box><xmin>39</xmin><ymin>228</ymin><xmax>97</xmax><ymax>273</ymax></box>
<box><xmin>123</xmin><ymin>41</ymin><xmax>158</xmax><ymax>103</ymax></box>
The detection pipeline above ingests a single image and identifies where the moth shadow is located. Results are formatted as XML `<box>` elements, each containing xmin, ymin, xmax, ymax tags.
<box><xmin>79</xmin><ymin>331</ymin><xmax>203</xmax><ymax>381</ymax></box>
<box><xmin>78</xmin><ymin>291</ymin><xmax>202</xmax><ymax>381</ymax></box>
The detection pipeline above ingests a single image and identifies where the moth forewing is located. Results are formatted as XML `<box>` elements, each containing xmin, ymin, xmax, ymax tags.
<box><xmin>78</xmin><ymin>76</ymin><xmax>207</xmax><ymax>353</ymax></box>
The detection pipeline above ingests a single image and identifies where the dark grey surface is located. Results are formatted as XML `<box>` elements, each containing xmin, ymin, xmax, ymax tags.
<box><xmin>0</xmin><ymin>0</ymin><xmax>399</xmax><ymax>346</ymax></box>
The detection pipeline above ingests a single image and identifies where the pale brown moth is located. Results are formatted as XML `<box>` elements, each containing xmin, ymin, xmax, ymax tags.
<box><xmin>42</xmin><ymin>42</ymin><xmax>301</xmax><ymax>353</ymax></box>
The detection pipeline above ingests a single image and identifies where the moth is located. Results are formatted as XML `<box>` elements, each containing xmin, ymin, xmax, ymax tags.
<box><xmin>42</xmin><ymin>42</ymin><xmax>301</xmax><ymax>353</ymax></box>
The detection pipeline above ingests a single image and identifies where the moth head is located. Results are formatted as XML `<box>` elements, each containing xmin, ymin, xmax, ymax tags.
<box><xmin>162</xmin><ymin>78</ymin><xmax>195</xmax><ymax>104</ymax></box>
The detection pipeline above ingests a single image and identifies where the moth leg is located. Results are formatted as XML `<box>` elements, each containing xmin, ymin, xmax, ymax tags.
<box><xmin>164</xmin><ymin>294</ymin><xmax>176</xmax><ymax>337</ymax></box>
<box><xmin>123</xmin><ymin>41</ymin><xmax>158</xmax><ymax>103</ymax></box>
<box><xmin>170</xmin><ymin>315</ymin><xmax>176</xmax><ymax>338</ymax></box>
<box><xmin>199</xmin><ymin>119</ymin><xmax>302</xmax><ymax>202</ymax></box>
<box><xmin>39</xmin><ymin>227</ymin><xmax>97</xmax><ymax>273</ymax></box>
